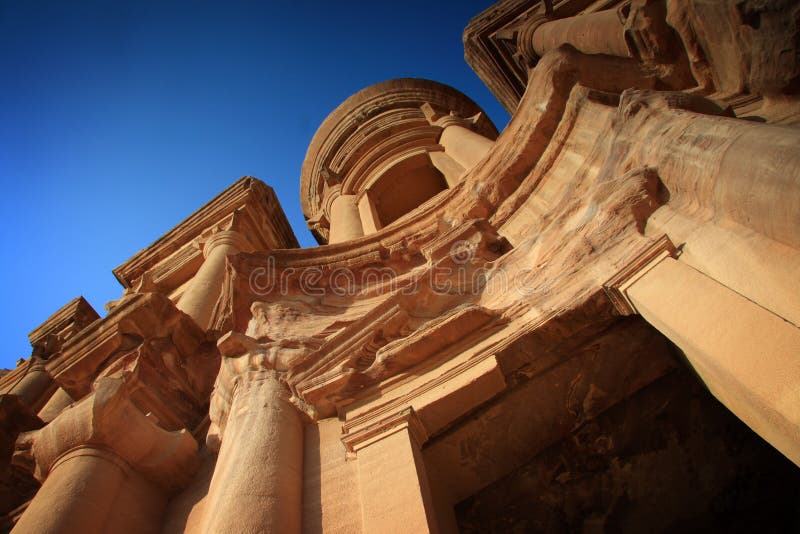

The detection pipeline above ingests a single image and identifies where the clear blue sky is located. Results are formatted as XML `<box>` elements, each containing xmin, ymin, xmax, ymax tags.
<box><xmin>0</xmin><ymin>0</ymin><xmax>508</xmax><ymax>369</ymax></box>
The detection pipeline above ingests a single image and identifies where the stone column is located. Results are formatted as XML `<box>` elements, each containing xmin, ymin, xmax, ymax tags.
<box><xmin>357</xmin><ymin>191</ymin><xmax>382</xmax><ymax>235</ymax></box>
<box><xmin>12</xmin><ymin>377</ymin><xmax>199</xmax><ymax>534</ymax></box>
<box><xmin>5</xmin><ymin>358</ymin><xmax>55</xmax><ymax>414</ymax></box>
<box><xmin>518</xmin><ymin>8</ymin><xmax>631</xmax><ymax>61</ymax></box>
<box><xmin>204</xmin><ymin>371</ymin><xmax>303</xmax><ymax>533</ymax></box>
<box><xmin>14</xmin><ymin>447</ymin><xmax>162</xmax><ymax>534</ymax></box>
<box><xmin>328</xmin><ymin>193</ymin><xmax>365</xmax><ymax>244</ymax></box>
<box><xmin>203</xmin><ymin>333</ymin><xmax>312</xmax><ymax>533</ymax></box>
<box><xmin>434</xmin><ymin>115</ymin><xmax>494</xmax><ymax>172</ymax></box>
<box><xmin>36</xmin><ymin>387</ymin><xmax>73</xmax><ymax>423</ymax></box>
<box><xmin>345</xmin><ymin>409</ymin><xmax>439</xmax><ymax>533</ymax></box>
<box><xmin>421</xmin><ymin>104</ymin><xmax>495</xmax><ymax>174</ymax></box>
<box><xmin>428</xmin><ymin>150</ymin><xmax>466</xmax><ymax>187</ymax></box>
<box><xmin>177</xmin><ymin>230</ymin><xmax>251</xmax><ymax>330</ymax></box>
<box><xmin>607</xmin><ymin>246</ymin><xmax>800</xmax><ymax>466</ymax></box>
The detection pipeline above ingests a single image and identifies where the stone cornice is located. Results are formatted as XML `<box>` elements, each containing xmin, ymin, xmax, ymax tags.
<box><xmin>0</xmin><ymin>296</ymin><xmax>99</xmax><ymax>396</ymax></box>
<box><xmin>341</xmin><ymin>407</ymin><xmax>428</xmax><ymax>456</ymax></box>
<box><xmin>47</xmin><ymin>292</ymin><xmax>219</xmax><ymax>430</ymax></box>
<box><xmin>113</xmin><ymin>177</ymin><xmax>298</xmax><ymax>289</ymax></box>
<box><xmin>27</xmin><ymin>297</ymin><xmax>100</xmax><ymax>358</ymax></box>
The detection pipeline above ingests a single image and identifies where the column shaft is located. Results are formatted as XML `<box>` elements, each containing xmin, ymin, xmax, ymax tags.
<box><xmin>428</xmin><ymin>151</ymin><xmax>465</xmax><ymax>187</ymax></box>
<box><xmin>12</xmin><ymin>447</ymin><xmax>163</xmax><ymax>534</ymax></box>
<box><xmin>203</xmin><ymin>373</ymin><xmax>304</xmax><ymax>533</ymax></box>
<box><xmin>329</xmin><ymin>194</ymin><xmax>364</xmax><ymax>243</ymax></box>
<box><xmin>357</xmin><ymin>192</ymin><xmax>382</xmax><ymax>235</ymax></box>
<box><xmin>177</xmin><ymin>231</ymin><xmax>247</xmax><ymax>330</ymax></box>
<box><xmin>532</xmin><ymin>9</ymin><xmax>630</xmax><ymax>58</ymax></box>
<box><xmin>7</xmin><ymin>361</ymin><xmax>55</xmax><ymax>414</ymax></box>
<box><xmin>439</xmin><ymin>125</ymin><xmax>494</xmax><ymax>171</ymax></box>
<box><xmin>36</xmin><ymin>387</ymin><xmax>74</xmax><ymax>423</ymax></box>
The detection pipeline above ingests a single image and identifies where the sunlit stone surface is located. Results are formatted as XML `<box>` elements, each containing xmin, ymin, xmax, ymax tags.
<box><xmin>2</xmin><ymin>1</ymin><xmax>800</xmax><ymax>531</ymax></box>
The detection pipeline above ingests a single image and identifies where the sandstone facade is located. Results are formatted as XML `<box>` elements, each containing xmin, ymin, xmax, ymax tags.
<box><xmin>1</xmin><ymin>1</ymin><xmax>799</xmax><ymax>532</ymax></box>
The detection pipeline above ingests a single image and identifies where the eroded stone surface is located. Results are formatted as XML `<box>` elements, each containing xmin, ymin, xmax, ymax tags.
<box><xmin>3</xmin><ymin>1</ymin><xmax>800</xmax><ymax>532</ymax></box>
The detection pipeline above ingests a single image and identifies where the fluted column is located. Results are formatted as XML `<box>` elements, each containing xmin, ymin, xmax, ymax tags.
<box><xmin>13</xmin><ymin>377</ymin><xmax>199</xmax><ymax>534</ymax></box>
<box><xmin>203</xmin><ymin>333</ymin><xmax>314</xmax><ymax>534</ymax></box>
<box><xmin>177</xmin><ymin>230</ymin><xmax>251</xmax><ymax>330</ymax></box>
<box><xmin>328</xmin><ymin>193</ymin><xmax>365</xmax><ymax>244</ymax></box>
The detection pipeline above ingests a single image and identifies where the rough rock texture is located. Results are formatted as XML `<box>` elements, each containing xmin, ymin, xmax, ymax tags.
<box><xmin>456</xmin><ymin>369</ymin><xmax>800</xmax><ymax>533</ymax></box>
<box><xmin>3</xmin><ymin>1</ymin><xmax>800</xmax><ymax>532</ymax></box>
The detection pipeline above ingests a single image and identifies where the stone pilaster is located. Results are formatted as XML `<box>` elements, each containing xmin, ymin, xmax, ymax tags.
<box><xmin>605</xmin><ymin>237</ymin><xmax>800</xmax><ymax>466</ymax></box>
<box><xmin>343</xmin><ymin>408</ymin><xmax>440</xmax><ymax>533</ymax></box>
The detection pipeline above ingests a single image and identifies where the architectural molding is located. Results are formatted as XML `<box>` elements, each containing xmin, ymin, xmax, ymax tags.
<box><xmin>26</xmin><ymin>297</ymin><xmax>99</xmax><ymax>358</ymax></box>
<box><xmin>47</xmin><ymin>292</ymin><xmax>219</xmax><ymax>430</ymax></box>
<box><xmin>341</xmin><ymin>407</ymin><xmax>428</xmax><ymax>457</ymax></box>
<box><xmin>603</xmin><ymin>234</ymin><xmax>677</xmax><ymax>316</ymax></box>
<box><xmin>113</xmin><ymin>176</ymin><xmax>298</xmax><ymax>289</ymax></box>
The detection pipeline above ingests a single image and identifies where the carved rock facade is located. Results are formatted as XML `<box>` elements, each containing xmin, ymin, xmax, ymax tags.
<box><xmin>2</xmin><ymin>1</ymin><xmax>800</xmax><ymax>532</ymax></box>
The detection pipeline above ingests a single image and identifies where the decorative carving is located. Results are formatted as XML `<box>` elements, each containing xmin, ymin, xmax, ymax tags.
<box><xmin>300</xmin><ymin>79</ymin><xmax>498</xmax><ymax>243</ymax></box>
<box><xmin>48</xmin><ymin>292</ymin><xmax>219</xmax><ymax>430</ymax></box>
<box><xmin>17</xmin><ymin>376</ymin><xmax>199</xmax><ymax>491</ymax></box>
<box><xmin>207</xmin><ymin>331</ymin><xmax>323</xmax><ymax>446</ymax></box>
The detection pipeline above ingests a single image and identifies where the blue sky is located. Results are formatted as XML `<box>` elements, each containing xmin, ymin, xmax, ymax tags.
<box><xmin>0</xmin><ymin>0</ymin><xmax>508</xmax><ymax>369</ymax></box>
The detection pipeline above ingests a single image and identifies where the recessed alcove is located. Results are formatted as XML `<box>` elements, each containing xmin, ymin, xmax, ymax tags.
<box><xmin>368</xmin><ymin>152</ymin><xmax>449</xmax><ymax>227</ymax></box>
<box><xmin>301</xmin><ymin>78</ymin><xmax>498</xmax><ymax>244</ymax></box>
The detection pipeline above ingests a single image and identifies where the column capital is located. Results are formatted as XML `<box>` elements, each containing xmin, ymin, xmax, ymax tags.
<box><xmin>516</xmin><ymin>13</ymin><xmax>551</xmax><ymax>64</ymax></box>
<box><xmin>420</xmin><ymin>102</ymin><xmax>484</xmax><ymax>130</ymax></box>
<box><xmin>320</xmin><ymin>183</ymin><xmax>345</xmax><ymax>220</ymax></box>
<box><xmin>202</xmin><ymin>229</ymin><xmax>252</xmax><ymax>258</ymax></box>
<box><xmin>22</xmin><ymin>376</ymin><xmax>200</xmax><ymax>492</ymax></box>
<box><xmin>603</xmin><ymin>234</ymin><xmax>677</xmax><ymax>315</ymax></box>
<box><xmin>207</xmin><ymin>332</ymin><xmax>322</xmax><ymax>449</ymax></box>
